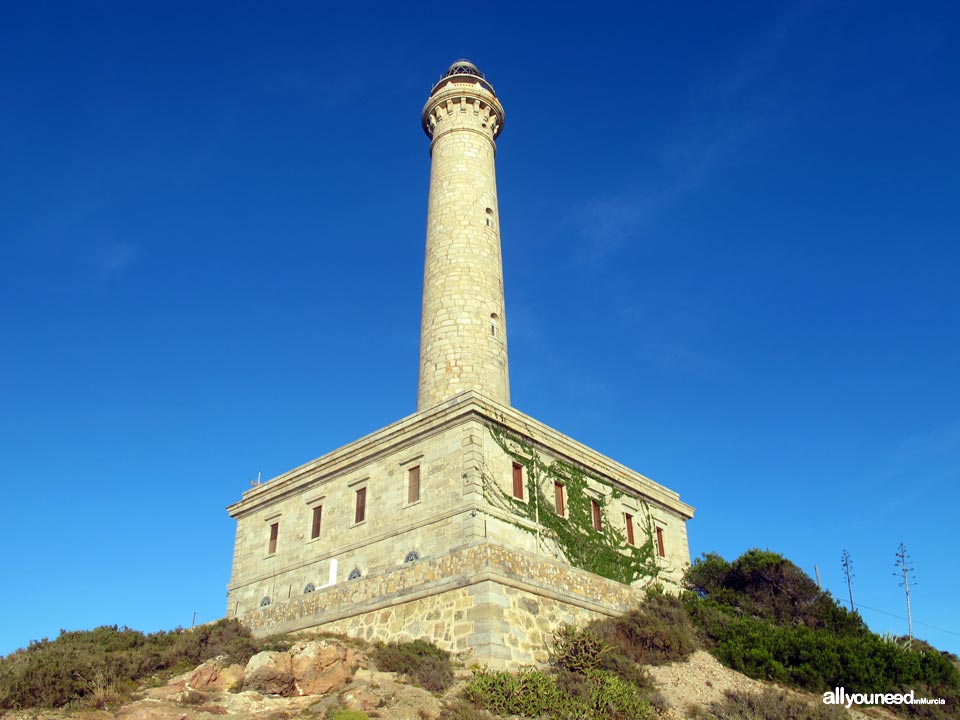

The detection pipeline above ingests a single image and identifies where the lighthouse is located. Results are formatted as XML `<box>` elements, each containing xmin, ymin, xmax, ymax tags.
<box><xmin>225</xmin><ymin>60</ymin><xmax>694</xmax><ymax>667</ymax></box>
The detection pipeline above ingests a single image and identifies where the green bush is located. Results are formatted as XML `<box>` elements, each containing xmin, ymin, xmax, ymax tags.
<box><xmin>463</xmin><ymin>666</ymin><xmax>651</xmax><ymax>719</ymax></box>
<box><xmin>551</xmin><ymin>624</ymin><xmax>650</xmax><ymax>689</ymax></box>
<box><xmin>371</xmin><ymin>638</ymin><xmax>454</xmax><ymax>693</ymax></box>
<box><xmin>0</xmin><ymin>619</ymin><xmax>259</xmax><ymax>710</ymax></box>
<box><xmin>686</xmin><ymin>550</ymin><xmax>863</xmax><ymax>635</ymax></box>
<box><xmin>463</xmin><ymin>667</ymin><xmax>566</xmax><ymax>717</ymax></box>
<box><xmin>588</xmin><ymin>587</ymin><xmax>697</xmax><ymax>667</ymax></box>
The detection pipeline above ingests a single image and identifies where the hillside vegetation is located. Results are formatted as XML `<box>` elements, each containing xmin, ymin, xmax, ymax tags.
<box><xmin>0</xmin><ymin>549</ymin><xmax>956</xmax><ymax>720</ymax></box>
<box><xmin>0</xmin><ymin>619</ymin><xmax>271</xmax><ymax>709</ymax></box>
<box><xmin>683</xmin><ymin>549</ymin><xmax>960</xmax><ymax>720</ymax></box>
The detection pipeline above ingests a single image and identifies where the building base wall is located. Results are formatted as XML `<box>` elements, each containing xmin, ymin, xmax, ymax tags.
<box><xmin>237</xmin><ymin>542</ymin><xmax>645</xmax><ymax>666</ymax></box>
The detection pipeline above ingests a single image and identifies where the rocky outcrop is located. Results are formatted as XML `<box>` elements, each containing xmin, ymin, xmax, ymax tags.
<box><xmin>240</xmin><ymin>640</ymin><xmax>362</xmax><ymax>697</ymax></box>
<box><xmin>290</xmin><ymin>640</ymin><xmax>363</xmax><ymax>696</ymax></box>
<box><xmin>187</xmin><ymin>658</ymin><xmax>244</xmax><ymax>692</ymax></box>
<box><xmin>242</xmin><ymin>650</ymin><xmax>295</xmax><ymax>695</ymax></box>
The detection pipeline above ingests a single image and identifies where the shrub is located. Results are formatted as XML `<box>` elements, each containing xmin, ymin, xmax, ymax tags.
<box><xmin>589</xmin><ymin>587</ymin><xmax>697</xmax><ymax>667</ymax></box>
<box><xmin>463</xmin><ymin>666</ymin><xmax>651</xmax><ymax>719</ymax></box>
<box><xmin>0</xmin><ymin>619</ymin><xmax>258</xmax><ymax>710</ymax></box>
<box><xmin>585</xmin><ymin>670</ymin><xmax>651</xmax><ymax>719</ymax></box>
<box><xmin>551</xmin><ymin>624</ymin><xmax>650</xmax><ymax>689</ymax></box>
<box><xmin>686</xmin><ymin>550</ymin><xmax>863</xmax><ymax>635</ymax></box>
<box><xmin>371</xmin><ymin>639</ymin><xmax>454</xmax><ymax>693</ymax></box>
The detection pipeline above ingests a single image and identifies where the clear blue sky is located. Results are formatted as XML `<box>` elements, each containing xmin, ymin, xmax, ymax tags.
<box><xmin>2</xmin><ymin>2</ymin><xmax>958</xmax><ymax>658</ymax></box>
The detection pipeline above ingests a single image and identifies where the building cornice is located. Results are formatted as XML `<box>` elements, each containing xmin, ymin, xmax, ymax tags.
<box><xmin>227</xmin><ymin>392</ymin><xmax>694</xmax><ymax>521</ymax></box>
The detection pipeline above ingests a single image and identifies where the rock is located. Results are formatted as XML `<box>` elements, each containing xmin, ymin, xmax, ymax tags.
<box><xmin>290</xmin><ymin>640</ymin><xmax>362</xmax><ymax>696</ymax></box>
<box><xmin>242</xmin><ymin>651</ymin><xmax>295</xmax><ymax>695</ymax></box>
<box><xmin>188</xmin><ymin>658</ymin><xmax>245</xmax><ymax>692</ymax></box>
<box><xmin>339</xmin><ymin>683</ymin><xmax>386</xmax><ymax>712</ymax></box>
<box><xmin>344</xmin><ymin>668</ymin><xmax>442</xmax><ymax>719</ymax></box>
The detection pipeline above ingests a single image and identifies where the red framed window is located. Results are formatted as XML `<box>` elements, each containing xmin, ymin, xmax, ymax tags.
<box><xmin>355</xmin><ymin>487</ymin><xmax>367</xmax><ymax>524</ymax></box>
<box><xmin>408</xmin><ymin>466</ymin><xmax>421</xmax><ymax>504</ymax></box>
<box><xmin>512</xmin><ymin>463</ymin><xmax>524</xmax><ymax>500</ymax></box>
<box><xmin>311</xmin><ymin>506</ymin><xmax>323</xmax><ymax>539</ymax></box>
<box><xmin>591</xmin><ymin>499</ymin><xmax>602</xmax><ymax>531</ymax></box>
<box><xmin>625</xmin><ymin>513</ymin><xmax>635</xmax><ymax>546</ymax></box>
<box><xmin>268</xmin><ymin>522</ymin><xmax>279</xmax><ymax>554</ymax></box>
<box><xmin>554</xmin><ymin>481</ymin><xmax>565</xmax><ymax>516</ymax></box>
<box><xmin>656</xmin><ymin>527</ymin><xmax>666</xmax><ymax>557</ymax></box>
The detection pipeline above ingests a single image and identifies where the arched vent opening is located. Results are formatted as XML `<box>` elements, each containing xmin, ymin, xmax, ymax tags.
<box><xmin>348</xmin><ymin>567</ymin><xmax>362</xmax><ymax>581</ymax></box>
<box><xmin>404</xmin><ymin>550</ymin><xmax>420</xmax><ymax>563</ymax></box>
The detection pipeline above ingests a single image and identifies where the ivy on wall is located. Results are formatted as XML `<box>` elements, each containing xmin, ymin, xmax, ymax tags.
<box><xmin>484</xmin><ymin>425</ymin><xmax>664</xmax><ymax>586</ymax></box>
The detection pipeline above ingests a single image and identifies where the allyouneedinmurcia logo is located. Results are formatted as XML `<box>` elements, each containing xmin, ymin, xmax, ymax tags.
<box><xmin>823</xmin><ymin>687</ymin><xmax>945</xmax><ymax>708</ymax></box>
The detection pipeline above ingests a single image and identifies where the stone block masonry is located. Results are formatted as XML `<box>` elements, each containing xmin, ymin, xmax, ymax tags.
<box><xmin>239</xmin><ymin>542</ymin><xmax>644</xmax><ymax>667</ymax></box>
<box><xmin>227</xmin><ymin>392</ymin><xmax>693</xmax><ymax>666</ymax></box>
<box><xmin>418</xmin><ymin>62</ymin><xmax>509</xmax><ymax>410</ymax></box>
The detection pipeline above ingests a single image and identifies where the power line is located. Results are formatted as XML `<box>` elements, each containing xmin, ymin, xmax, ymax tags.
<box><xmin>855</xmin><ymin>602</ymin><xmax>960</xmax><ymax>639</ymax></box>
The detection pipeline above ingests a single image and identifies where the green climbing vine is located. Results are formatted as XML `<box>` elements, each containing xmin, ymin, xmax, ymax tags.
<box><xmin>484</xmin><ymin>424</ymin><xmax>662</xmax><ymax>586</ymax></box>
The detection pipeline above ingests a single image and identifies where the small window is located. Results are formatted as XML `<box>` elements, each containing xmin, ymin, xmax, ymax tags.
<box><xmin>405</xmin><ymin>550</ymin><xmax>420</xmax><ymax>563</ymax></box>
<box><xmin>491</xmin><ymin>313</ymin><xmax>499</xmax><ymax>337</ymax></box>
<box><xmin>625</xmin><ymin>513</ymin><xmax>635</xmax><ymax>546</ymax></box>
<box><xmin>512</xmin><ymin>463</ymin><xmax>524</xmax><ymax>500</ymax></box>
<box><xmin>554</xmin><ymin>482</ymin><xmax>565</xmax><ymax>516</ymax></box>
<box><xmin>348</xmin><ymin>567</ymin><xmax>362</xmax><ymax>580</ymax></box>
<box><xmin>656</xmin><ymin>527</ymin><xmax>666</xmax><ymax>557</ymax></box>
<box><xmin>268</xmin><ymin>522</ymin><xmax>279</xmax><ymax>554</ymax></box>
<box><xmin>311</xmin><ymin>505</ymin><xmax>323</xmax><ymax>539</ymax></box>
<box><xmin>355</xmin><ymin>487</ymin><xmax>367</xmax><ymax>524</ymax></box>
<box><xmin>591</xmin><ymin>499</ymin><xmax>602</xmax><ymax>531</ymax></box>
<box><xmin>260</xmin><ymin>596</ymin><xmax>271</xmax><ymax>607</ymax></box>
<box><xmin>408</xmin><ymin>466</ymin><xmax>421</xmax><ymax>504</ymax></box>
<box><xmin>304</xmin><ymin>583</ymin><xmax>315</xmax><ymax>593</ymax></box>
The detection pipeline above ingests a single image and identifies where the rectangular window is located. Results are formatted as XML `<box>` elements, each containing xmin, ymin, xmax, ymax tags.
<box><xmin>512</xmin><ymin>463</ymin><xmax>524</xmax><ymax>500</ymax></box>
<box><xmin>408</xmin><ymin>466</ymin><xmax>421</xmax><ymax>504</ymax></box>
<box><xmin>656</xmin><ymin>527</ymin><xmax>665</xmax><ymax>557</ymax></box>
<box><xmin>591</xmin><ymin>499</ymin><xmax>602</xmax><ymax>531</ymax></box>
<box><xmin>268</xmin><ymin>522</ymin><xmax>279</xmax><ymax>554</ymax></box>
<box><xmin>310</xmin><ymin>505</ymin><xmax>323</xmax><ymax>539</ymax></box>
<box><xmin>554</xmin><ymin>481</ymin><xmax>565</xmax><ymax>516</ymax></box>
<box><xmin>625</xmin><ymin>513</ymin><xmax>635</xmax><ymax>546</ymax></box>
<box><xmin>355</xmin><ymin>487</ymin><xmax>366</xmax><ymax>524</ymax></box>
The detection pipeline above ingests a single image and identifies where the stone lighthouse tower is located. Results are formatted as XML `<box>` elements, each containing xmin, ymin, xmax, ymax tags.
<box><xmin>226</xmin><ymin>60</ymin><xmax>694</xmax><ymax>668</ymax></box>
<box><xmin>418</xmin><ymin>60</ymin><xmax>509</xmax><ymax>410</ymax></box>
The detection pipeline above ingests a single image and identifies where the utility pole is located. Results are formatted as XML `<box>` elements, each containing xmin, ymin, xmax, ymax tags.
<box><xmin>894</xmin><ymin>543</ymin><xmax>915</xmax><ymax>643</ymax></box>
<box><xmin>841</xmin><ymin>549</ymin><xmax>855</xmax><ymax>611</ymax></box>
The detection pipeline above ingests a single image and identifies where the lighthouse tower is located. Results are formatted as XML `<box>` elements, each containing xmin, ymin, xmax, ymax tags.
<box><xmin>418</xmin><ymin>60</ymin><xmax>509</xmax><ymax>410</ymax></box>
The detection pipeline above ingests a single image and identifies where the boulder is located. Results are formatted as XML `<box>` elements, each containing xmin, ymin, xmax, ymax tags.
<box><xmin>242</xmin><ymin>650</ymin><xmax>295</xmax><ymax>695</ymax></box>
<box><xmin>188</xmin><ymin>658</ymin><xmax>245</xmax><ymax>692</ymax></box>
<box><xmin>290</xmin><ymin>640</ymin><xmax>362</xmax><ymax>696</ymax></box>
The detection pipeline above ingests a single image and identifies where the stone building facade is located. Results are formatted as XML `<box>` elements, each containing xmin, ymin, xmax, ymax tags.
<box><xmin>226</xmin><ymin>61</ymin><xmax>694</xmax><ymax>666</ymax></box>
